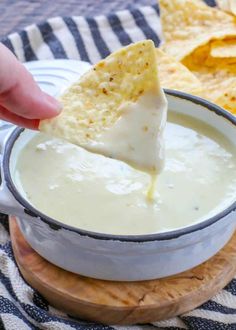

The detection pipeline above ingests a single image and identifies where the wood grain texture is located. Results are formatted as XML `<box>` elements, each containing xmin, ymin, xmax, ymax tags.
<box><xmin>10</xmin><ymin>217</ymin><xmax>236</xmax><ymax>325</ymax></box>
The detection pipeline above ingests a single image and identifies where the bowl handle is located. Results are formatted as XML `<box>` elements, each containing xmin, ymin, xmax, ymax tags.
<box><xmin>0</xmin><ymin>124</ymin><xmax>30</xmax><ymax>219</ymax></box>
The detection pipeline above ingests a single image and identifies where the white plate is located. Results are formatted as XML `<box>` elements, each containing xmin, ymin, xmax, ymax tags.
<box><xmin>24</xmin><ymin>59</ymin><xmax>91</xmax><ymax>96</ymax></box>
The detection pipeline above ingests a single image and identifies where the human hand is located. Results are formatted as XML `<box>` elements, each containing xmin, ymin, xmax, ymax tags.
<box><xmin>0</xmin><ymin>43</ymin><xmax>61</xmax><ymax>129</ymax></box>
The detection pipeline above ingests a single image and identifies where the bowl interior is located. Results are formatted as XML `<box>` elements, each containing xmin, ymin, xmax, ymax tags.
<box><xmin>6</xmin><ymin>91</ymin><xmax>236</xmax><ymax>239</ymax></box>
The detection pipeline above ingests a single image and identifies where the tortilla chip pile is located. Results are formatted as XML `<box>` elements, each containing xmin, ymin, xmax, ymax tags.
<box><xmin>218</xmin><ymin>0</ymin><xmax>236</xmax><ymax>16</ymax></box>
<box><xmin>158</xmin><ymin>0</ymin><xmax>236</xmax><ymax>114</ymax></box>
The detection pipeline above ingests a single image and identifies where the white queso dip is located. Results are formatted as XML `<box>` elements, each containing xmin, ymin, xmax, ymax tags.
<box><xmin>15</xmin><ymin>112</ymin><xmax>236</xmax><ymax>235</ymax></box>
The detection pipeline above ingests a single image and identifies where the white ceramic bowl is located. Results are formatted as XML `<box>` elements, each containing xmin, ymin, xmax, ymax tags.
<box><xmin>0</xmin><ymin>90</ymin><xmax>235</xmax><ymax>281</ymax></box>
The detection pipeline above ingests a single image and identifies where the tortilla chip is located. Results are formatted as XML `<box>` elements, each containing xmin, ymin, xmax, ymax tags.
<box><xmin>40</xmin><ymin>40</ymin><xmax>159</xmax><ymax>143</ymax></box>
<box><xmin>217</xmin><ymin>0</ymin><xmax>236</xmax><ymax>16</ymax></box>
<box><xmin>159</xmin><ymin>0</ymin><xmax>236</xmax><ymax>61</ymax></box>
<box><xmin>182</xmin><ymin>43</ymin><xmax>236</xmax><ymax>114</ymax></box>
<box><xmin>156</xmin><ymin>49</ymin><xmax>203</xmax><ymax>95</ymax></box>
<box><xmin>214</xmin><ymin>83</ymin><xmax>236</xmax><ymax>112</ymax></box>
<box><xmin>211</xmin><ymin>38</ymin><xmax>236</xmax><ymax>57</ymax></box>
<box><xmin>40</xmin><ymin>40</ymin><xmax>166</xmax><ymax>172</ymax></box>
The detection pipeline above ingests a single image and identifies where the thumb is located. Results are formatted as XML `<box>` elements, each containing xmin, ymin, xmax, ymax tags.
<box><xmin>0</xmin><ymin>43</ymin><xmax>61</xmax><ymax>120</ymax></box>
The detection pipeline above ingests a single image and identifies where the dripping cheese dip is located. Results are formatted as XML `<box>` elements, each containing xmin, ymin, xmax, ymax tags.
<box><xmin>14</xmin><ymin>112</ymin><xmax>236</xmax><ymax>235</ymax></box>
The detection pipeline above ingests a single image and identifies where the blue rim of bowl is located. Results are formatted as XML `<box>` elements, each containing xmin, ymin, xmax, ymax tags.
<box><xmin>3</xmin><ymin>89</ymin><xmax>236</xmax><ymax>242</ymax></box>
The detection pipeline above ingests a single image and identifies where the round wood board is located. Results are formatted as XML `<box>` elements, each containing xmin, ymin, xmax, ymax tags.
<box><xmin>10</xmin><ymin>217</ymin><xmax>236</xmax><ymax>325</ymax></box>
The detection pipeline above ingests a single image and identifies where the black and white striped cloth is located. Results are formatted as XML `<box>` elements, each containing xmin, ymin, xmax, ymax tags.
<box><xmin>0</xmin><ymin>1</ymin><xmax>235</xmax><ymax>329</ymax></box>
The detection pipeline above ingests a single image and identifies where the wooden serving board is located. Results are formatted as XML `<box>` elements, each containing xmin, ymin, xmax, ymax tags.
<box><xmin>10</xmin><ymin>217</ymin><xmax>236</xmax><ymax>325</ymax></box>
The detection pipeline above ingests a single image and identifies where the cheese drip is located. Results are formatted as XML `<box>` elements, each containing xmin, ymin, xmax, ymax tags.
<box><xmin>87</xmin><ymin>91</ymin><xmax>167</xmax><ymax>199</ymax></box>
<box><xmin>147</xmin><ymin>175</ymin><xmax>158</xmax><ymax>201</ymax></box>
<box><xmin>87</xmin><ymin>91</ymin><xmax>167</xmax><ymax>176</ymax></box>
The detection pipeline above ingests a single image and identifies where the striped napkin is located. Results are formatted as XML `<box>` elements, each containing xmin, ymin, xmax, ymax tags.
<box><xmin>0</xmin><ymin>1</ymin><xmax>235</xmax><ymax>329</ymax></box>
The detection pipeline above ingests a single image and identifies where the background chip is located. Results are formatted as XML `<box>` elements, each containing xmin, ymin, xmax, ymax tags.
<box><xmin>160</xmin><ymin>0</ymin><xmax>236</xmax><ymax>61</ymax></box>
<box><xmin>211</xmin><ymin>39</ymin><xmax>236</xmax><ymax>58</ymax></box>
<box><xmin>156</xmin><ymin>49</ymin><xmax>203</xmax><ymax>96</ymax></box>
